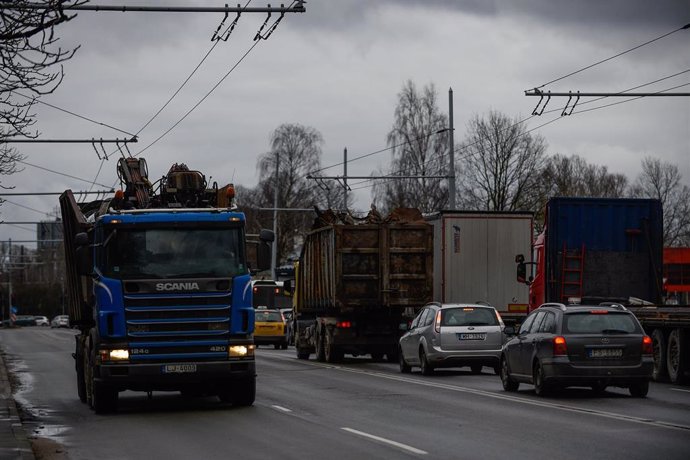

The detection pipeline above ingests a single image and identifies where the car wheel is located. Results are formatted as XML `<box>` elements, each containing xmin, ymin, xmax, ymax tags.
<box><xmin>666</xmin><ymin>329</ymin><xmax>687</xmax><ymax>384</ymax></box>
<box><xmin>419</xmin><ymin>348</ymin><xmax>434</xmax><ymax>376</ymax></box>
<box><xmin>470</xmin><ymin>364</ymin><xmax>483</xmax><ymax>375</ymax></box>
<box><xmin>281</xmin><ymin>342</ymin><xmax>288</xmax><ymax>350</ymax></box>
<box><xmin>533</xmin><ymin>361</ymin><xmax>550</xmax><ymax>396</ymax></box>
<box><xmin>629</xmin><ymin>380</ymin><xmax>649</xmax><ymax>398</ymax></box>
<box><xmin>500</xmin><ymin>356</ymin><xmax>519</xmax><ymax>392</ymax></box>
<box><xmin>651</xmin><ymin>329</ymin><xmax>667</xmax><ymax>382</ymax></box>
<box><xmin>399</xmin><ymin>347</ymin><xmax>411</xmax><ymax>374</ymax></box>
<box><xmin>274</xmin><ymin>344</ymin><xmax>280</xmax><ymax>350</ymax></box>
<box><xmin>591</xmin><ymin>381</ymin><xmax>607</xmax><ymax>394</ymax></box>
<box><xmin>296</xmin><ymin>346</ymin><xmax>310</xmax><ymax>360</ymax></box>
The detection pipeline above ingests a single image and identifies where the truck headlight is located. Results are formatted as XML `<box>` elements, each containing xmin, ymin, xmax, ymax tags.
<box><xmin>229</xmin><ymin>345</ymin><xmax>254</xmax><ymax>357</ymax></box>
<box><xmin>99</xmin><ymin>349</ymin><xmax>129</xmax><ymax>362</ymax></box>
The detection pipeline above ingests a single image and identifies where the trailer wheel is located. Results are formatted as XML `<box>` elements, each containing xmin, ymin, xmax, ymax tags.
<box><xmin>324</xmin><ymin>329</ymin><xmax>343</xmax><ymax>363</ymax></box>
<box><xmin>651</xmin><ymin>329</ymin><xmax>667</xmax><ymax>382</ymax></box>
<box><xmin>315</xmin><ymin>325</ymin><xmax>326</xmax><ymax>362</ymax></box>
<box><xmin>666</xmin><ymin>328</ymin><xmax>688</xmax><ymax>384</ymax></box>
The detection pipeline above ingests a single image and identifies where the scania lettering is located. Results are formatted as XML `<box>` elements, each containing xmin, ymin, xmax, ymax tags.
<box><xmin>156</xmin><ymin>282</ymin><xmax>200</xmax><ymax>291</ymax></box>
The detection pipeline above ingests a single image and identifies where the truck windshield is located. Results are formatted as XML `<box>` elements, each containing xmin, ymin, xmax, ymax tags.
<box><xmin>101</xmin><ymin>227</ymin><xmax>246</xmax><ymax>279</ymax></box>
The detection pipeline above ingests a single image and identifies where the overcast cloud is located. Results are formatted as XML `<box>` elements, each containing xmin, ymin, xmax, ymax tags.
<box><xmin>1</xmin><ymin>0</ymin><xmax>689</xmax><ymax>247</ymax></box>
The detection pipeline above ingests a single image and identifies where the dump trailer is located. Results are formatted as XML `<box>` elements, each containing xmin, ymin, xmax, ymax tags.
<box><xmin>516</xmin><ymin>197</ymin><xmax>690</xmax><ymax>383</ymax></box>
<box><xmin>60</xmin><ymin>158</ymin><xmax>273</xmax><ymax>413</ymax></box>
<box><xmin>291</xmin><ymin>208</ymin><xmax>433</xmax><ymax>363</ymax></box>
<box><xmin>427</xmin><ymin>210</ymin><xmax>533</xmax><ymax>325</ymax></box>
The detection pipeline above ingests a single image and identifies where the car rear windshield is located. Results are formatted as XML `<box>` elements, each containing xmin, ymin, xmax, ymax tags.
<box><xmin>256</xmin><ymin>311</ymin><xmax>282</xmax><ymax>322</ymax></box>
<box><xmin>564</xmin><ymin>312</ymin><xmax>641</xmax><ymax>334</ymax></box>
<box><xmin>442</xmin><ymin>307</ymin><xmax>498</xmax><ymax>327</ymax></box>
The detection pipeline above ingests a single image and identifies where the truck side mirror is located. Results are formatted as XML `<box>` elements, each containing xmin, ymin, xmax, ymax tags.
<box><xmin>256</xmin><ymin>229</ymin><xmax>274</xmax><ymax>271</ymax></box>
<box><xmin>75</xmin><ymin>232</ymin><xmax>93</xmax><ymax>276</ymax></box>
<box><xmin>517</xmin><ymin>261</ymin><xmax>527</xmax><ymax>284</ymax></box>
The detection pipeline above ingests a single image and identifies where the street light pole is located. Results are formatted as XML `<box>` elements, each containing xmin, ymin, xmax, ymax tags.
<box><xmin>271</xmin><ymin>151</ymin><xmax>279</xmax><ymax>280</ymax></box>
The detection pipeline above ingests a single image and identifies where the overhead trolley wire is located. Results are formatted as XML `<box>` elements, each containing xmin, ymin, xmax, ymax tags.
<box><xmin>531</xmin><ymin>22</ymin><xmax>690</xmax><ymax>90</ymax></box>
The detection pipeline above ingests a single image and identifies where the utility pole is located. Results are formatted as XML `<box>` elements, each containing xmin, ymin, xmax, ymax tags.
<box><xmin>343</xmin><ymin>148</ymin><xmax>348</xmax><ymax>209</ymax></box>
<box><xmin>448</xmin><ymin>88</ymin><xmax>456</xmax><ymax>210</ymax></box>
<box><xmin>271</xmin><ymin>151</ymin><xmax>279</xmax><ymax>279</ymax></box>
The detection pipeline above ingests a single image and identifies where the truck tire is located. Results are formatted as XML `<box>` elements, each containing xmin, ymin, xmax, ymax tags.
<box><xmin>324</xmin><ymin>330</ymin><xmax>343</xmax><ymax>363</ymax></box>
<box><xmin>666</xmin><ymin>328</ymin><xmax>687</xmax><ymax>384</ymax></box>
<box><xmin>296</xmin><ymin>346</ymin><xmax>310</xmax><ymax>360</ymax></box>
<box><xmin>315</xmin><ymin>325</ymin><xmax>326</xmax><ymax>362</ymax></box>
<box><xmin>651</xmin><ymin>329</ymin><xmax>667</xmax><ymax>382</ymax></box>
<box><xmin>219</xmin><ymin>377</ymin><xmax>256</xmax><ymax>406</ymax></box>
<box><xmin>75</xmin><ymin>340</ymin><xmax>87</xmax><ymax>403</ymax></box>
<box><xmin>92</xmin><ymin>381</ymin><xmax>118</xmax><ymax>414</ymax></box>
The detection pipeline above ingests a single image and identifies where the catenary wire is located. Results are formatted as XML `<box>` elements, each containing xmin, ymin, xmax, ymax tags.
<box><xmin>532</xmin><ymin>22</ymin><xmax>690</xmax><ymax>90</ymax></box>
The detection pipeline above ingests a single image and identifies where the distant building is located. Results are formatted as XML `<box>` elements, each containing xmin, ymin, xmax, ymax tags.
<box><xmin>37</xmin><ymin>220</ymin><xmax>63</xmax><ymax>250</ymax></box>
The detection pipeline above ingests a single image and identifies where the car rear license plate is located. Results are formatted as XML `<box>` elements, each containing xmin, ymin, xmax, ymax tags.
<box><xmin>162</xmin><ymin>364</ymin><xmax>197</xmax><ymax>373</ymax></box>
<box><xmin>458</xmin><ymin>333</ymin><xmax>486</xmax><ymax>340</ymax></box>
<box><xmin>588</xmin><ymin>348</ymin><xmax>623</xmax><ymax>358</ymax></box>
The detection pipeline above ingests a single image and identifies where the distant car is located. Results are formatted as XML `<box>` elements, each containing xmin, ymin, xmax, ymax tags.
<box><xmin>51</xmin><ymin>315</ymin><xmax>70</xmax><ymax>328</ymax></box>
<box><xmin>13</xmin><ymin>315</ymin><xmax>37</xmax><ymax>327</ymax></box>
<box><xmin>254</xmin><ymin>308</ymin><xmax>288</xmax><ymax>349</ymax></box>
<box><xmin>399</xmin><ymin>303</ymin><xmax>506</xmax><ymax>375</ymax></box>
<box><xmin>34</xmin><ymin>316</ymin><xmax>49</xmax><ymax>327</ymax></box>
<box><xmin>280</xmin><ymin>308</ymin><xmax>294</xmax><ymax>345</ymax></box>
<box><xmin>499</xmin><ymin>303</ymin><xmax>653</xmax><ymax>397</ymax></box>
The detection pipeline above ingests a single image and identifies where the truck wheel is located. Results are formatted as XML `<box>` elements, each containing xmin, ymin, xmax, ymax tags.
<box><xmin>75</xmin><ymin>344</ymin><xmax>87</xmax><ymax>403</ymax></box>
<box><xmin>315</xmin><ymin>326</ymin><xmax>326</xmax><ymax>362</ymax></box>
<box><xmin>92</xmin><ymin>381</ymin><xmax>118</xmax><ymax>414</ymax></box>
<box><xmin>324</xmin><ymin>331</ymin><xmax>342</xmax><ymax>363</ymax></box>
<box><xmin>651</xmin><ymin>329</ymin><xmax>667</xmax><ymax>382</ymax></box>
<box><xmin>296</xmin><ymin>346</ymin><xmax>310</xmax><ymax>360</ymax></box>
<box><xmin>666</xmin><ymin>329</ymin><xmax>687</xmax><ymax>384</ymax></box>
<box><xmin>219</xmin><ymin>377</ymin><xmax>256</xmax><ymax>406</ymax></box>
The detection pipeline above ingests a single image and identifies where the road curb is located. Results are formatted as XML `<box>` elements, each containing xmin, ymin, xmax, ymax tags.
<box><xmin>0</xmin><ymin>349</ymin><xmax>36</xmax><ymax>460</ymax></box>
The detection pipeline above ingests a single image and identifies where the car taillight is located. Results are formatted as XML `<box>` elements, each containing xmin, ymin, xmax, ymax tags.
<box><xmin>336</xmin><ymin>321</ymin><xmax>352</xmax><ymax>328</ymax></box>
<box><xmin>553</xmin><ymin>336</ymin><xmax>568</xmax><ymax>356</ymax></box>
<box><xmin>435</xmin><ymin>311</ymin><xmax>442</xmax><ymax>333</ymax></box>
<box><xmin>642</xmin><ymin>335</ymin><xmax>653</xmax><ymax>355</ymax></box>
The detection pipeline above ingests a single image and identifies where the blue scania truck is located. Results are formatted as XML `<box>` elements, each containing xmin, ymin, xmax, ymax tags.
<box><xmin>60</xmin><ymin>158</ymin><xmax>273</xmax><ymax>413</ymax></box>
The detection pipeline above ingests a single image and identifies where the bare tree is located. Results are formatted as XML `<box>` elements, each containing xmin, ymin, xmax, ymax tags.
<box><xmin>458</xmin><ymin>111</ymin><xmax>547</xmax><ymax>212</ymax></box>
<box><xmin>372</xmin><ymin>80</ymin><xmax>449</xmax><ymax>214</ymax></box>
<box><xmin>629</xmin><ymin>157</ymin><xmax>690</xmax><ymax>247</ymax></box>
<box><xmin>540</xmin><ymin>154</ymin><xmax>628</xmax><ymax>198</ymax></box>
<box><xmin>1</xmin><ymin>0</ymin><xmax>84</xmax><ymax>140</ymax></box>
<box><xmin>254</xmin><ymin>124</ymin><xmax>324</xmax><ymax>264</ymax></box>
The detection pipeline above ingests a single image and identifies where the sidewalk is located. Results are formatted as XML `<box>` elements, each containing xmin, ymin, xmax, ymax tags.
<box><xmin>0</xmin><ymin>349</ymin><xmax>35</xmax><ymax>460</ymax></box>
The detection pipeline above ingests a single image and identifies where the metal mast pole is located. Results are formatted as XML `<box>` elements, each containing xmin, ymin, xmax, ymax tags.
<box><xmin>343</xmin><ymin>148</ymin><xmax>348</xmax><ymax>210</ymax></box>
<box><xmin>271</xmin><ymin>151</ymin><xmax>279</xmax><ymax>279</ymax></box>
<box><xmin>448</xmin><ymin>88</ymin><xmax>456</xmax><ymax>210</ymax></box>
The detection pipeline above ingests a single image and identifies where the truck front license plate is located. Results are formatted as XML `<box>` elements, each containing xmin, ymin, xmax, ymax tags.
<box><xmin>162</xmin><ymin>364</ymin><xmax>197</xmax><ymax>373</ymax></box>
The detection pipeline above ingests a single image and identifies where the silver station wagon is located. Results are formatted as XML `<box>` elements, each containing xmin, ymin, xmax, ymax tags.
<box><xmin>398</xmin><ymin>303</ymin><xmax>506</xmax><ymax>375</ymax></box>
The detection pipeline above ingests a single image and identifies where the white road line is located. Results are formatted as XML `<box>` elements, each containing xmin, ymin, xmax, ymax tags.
<box><xmin>259</xmin><ymin>353</ymin><xmax>690</xmax><ymax>432</ymax></box>
<box><xmin>341</xmin><ymin>427</ymin><xmax>428</xmax><ymax>455</ymax></box>
<box><xmin>670</xmin><ymin>388</ymin><xmax>690</xmax><ymax>393</ymax></box>
<box><xmin>271</xmin><ymin>405</ymin><xmax>292</xmax><ymax>413</ymax></box>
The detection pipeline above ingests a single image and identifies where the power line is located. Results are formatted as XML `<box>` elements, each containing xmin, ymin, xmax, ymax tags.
<box><xmin>531</xmin><ymin>22</ymin><xmax>690</xmax><ymax>90</ymax></box>
<box><xmin>572</xmin><ymin>82</ymin><xmax>690</xmax><ymax>115</ymax></box>
<box><xmin>16</xmin><ymin>159</ymin><xmax>113</xmax><ymax>189</ymax></box>
<box><xmin>0</xmin><ymin>199</ymin><xmax>52</xmax><ymax>216</ymax></box>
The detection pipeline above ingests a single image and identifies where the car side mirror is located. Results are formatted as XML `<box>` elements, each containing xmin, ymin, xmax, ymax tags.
<box><xmin>503</xmin><ymin>326</ymin><xmax>515</xmax><ymax>336</ymax></box>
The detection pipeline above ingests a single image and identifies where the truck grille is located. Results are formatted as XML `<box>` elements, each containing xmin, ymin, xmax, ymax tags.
<box><xmin>123</xmin><ymin>291</ymin><xmax>232</xmax><ymax>361</ymax></box>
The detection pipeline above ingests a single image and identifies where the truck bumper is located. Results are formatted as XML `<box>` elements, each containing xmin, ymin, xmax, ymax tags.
<box><xmin>96</xmin><ymin>360</ymin><xmax>255</xmax><ymax>392</ymax></box>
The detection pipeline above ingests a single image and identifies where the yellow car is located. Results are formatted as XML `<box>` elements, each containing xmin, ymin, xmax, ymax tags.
<box><xmin>254</xmin><ymin>309</ymin><xmax>288</xmax><ymax>349</ymax></box>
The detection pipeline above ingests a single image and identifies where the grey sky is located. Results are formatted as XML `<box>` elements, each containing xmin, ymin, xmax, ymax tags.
<box><xmin>2</xmin><ymin>0</ymin><xmax>689</xmax><ymax>247</ymax></box>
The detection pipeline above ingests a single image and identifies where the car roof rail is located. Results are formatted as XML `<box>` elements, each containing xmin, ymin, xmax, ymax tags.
<box><xmin>540</xmin><ymin>302</ymin><xmax>567</xmax><ymax>311</ymax></box>
<box><xmin>599</xmin><ymin>302</ymin><xmax>628</xmax><ymax>311</ymax></box>
<box><xmin>474</xmin><ymin>300</ymin><xmax>493</xmax><ymax>307</ymax></box>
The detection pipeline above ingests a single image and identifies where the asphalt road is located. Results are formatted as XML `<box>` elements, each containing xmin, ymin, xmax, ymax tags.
<box><xmin>1</xmin><ymin>327</ymin><xmax>689</xmax><ymax>460</ymax></box>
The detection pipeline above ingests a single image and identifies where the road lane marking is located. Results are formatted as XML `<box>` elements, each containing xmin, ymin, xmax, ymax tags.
<box><xmin>670</xmin><ymin>388</ymin><xmax>690</xmax><ymax>393</ymax></box>
<box><xmin>271</xmin><ymin>405</ymin><xmax>292</xmax><ymax>413</ymax></box>
<box><xmin>259</xmin><ymin>353</ymin><xmax>690</xmax><ymax>432</ymax></box>
<box><xmin>341</xmin><ymin>427</ymin><xmax>428</xmax><ymax>455</ymax></box>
